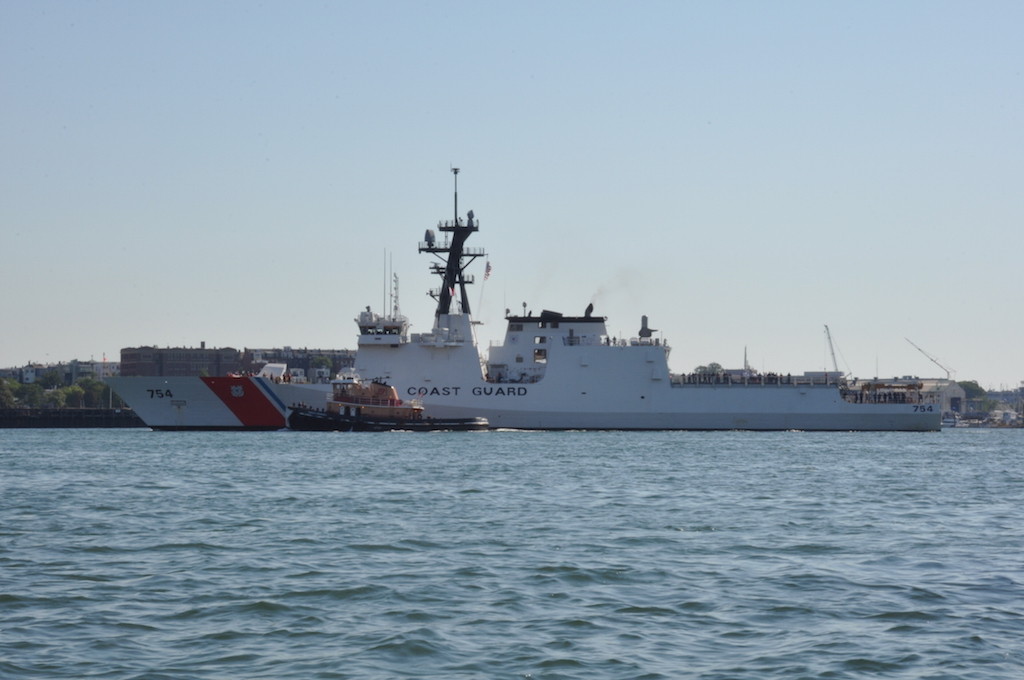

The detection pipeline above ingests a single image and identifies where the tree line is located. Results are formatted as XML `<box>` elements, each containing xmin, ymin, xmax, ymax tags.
<box><xmin>0</xmin><ymin>375</ymin><xmax>126</xmax><ymax>410</ymax></box>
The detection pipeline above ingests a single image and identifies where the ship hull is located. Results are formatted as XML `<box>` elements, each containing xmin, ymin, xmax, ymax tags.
<box><xmin>110</xmin><ymin>374</ymin><xmax>937</xmax><ymax>432</ymax></box>
<box><xmin>107</xmin><ymin>364</ymin><xmax>940</xmax><ymax>432</ymax></box>
<box><xmin>105</xmin><ymin>376</ymin><xmax>330</xmax><ymax>430</ymax></box>
<box><xmin>287</xmin><ymin>407</ymin><xmax>489</xmax><ymax>432</ymax></box>
<box><xmin>377</xmin><ymin>383</ymin><xmax>937</xmax><ymax>431</ymax></box>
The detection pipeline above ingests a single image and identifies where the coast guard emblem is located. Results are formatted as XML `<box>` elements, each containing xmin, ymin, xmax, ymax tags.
<box><xmin>231</xmin><ymin>385</ymin><xmax>245</xmax><ymax>398</ymax></box>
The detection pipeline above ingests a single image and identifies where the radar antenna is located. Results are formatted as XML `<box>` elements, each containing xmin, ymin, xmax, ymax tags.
<box><xmin>391</xmin><ymin>273</ymin><xmax>401</xmax><ymax>319</ymax></box>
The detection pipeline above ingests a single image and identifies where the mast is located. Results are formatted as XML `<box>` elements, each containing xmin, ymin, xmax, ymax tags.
<box><xmin>453</xmin><ymin>166</ymin><xmax>459</xmax><ymax>226</ymax></box>
<box><xmin>418</xmin><ymin>169</ymin><xmax>486</xmax><ymax>320</ymax></box>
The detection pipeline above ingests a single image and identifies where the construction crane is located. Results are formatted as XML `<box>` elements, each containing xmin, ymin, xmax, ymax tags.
<box><xmin>905</xmin><ymin>338</ymin><xmax>956</xmax><ymax>380</ymax></box>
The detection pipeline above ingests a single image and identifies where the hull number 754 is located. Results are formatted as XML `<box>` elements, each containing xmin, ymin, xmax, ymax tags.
<box><xmin>147</xmin><ymin>389</ymin><xmax>174</xmax><ymax>398</ymax></box>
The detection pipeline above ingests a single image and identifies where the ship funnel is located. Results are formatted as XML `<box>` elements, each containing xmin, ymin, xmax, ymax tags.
<box><xmin>639</xmin><ymin>315</ymin><xmax>656</xmax><ymax>338</ymax></box>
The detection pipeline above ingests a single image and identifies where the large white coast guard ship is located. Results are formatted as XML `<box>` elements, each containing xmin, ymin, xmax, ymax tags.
<box><xmin>108</xmin><ymin>174</ymin><xmax>940</xmax><ymax>431</ymax></box>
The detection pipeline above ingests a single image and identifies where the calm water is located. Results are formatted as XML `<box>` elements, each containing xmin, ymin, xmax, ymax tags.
<box><xmin>2</xmin><ymin>428</ymin><xmax>1022</xmax><ymax>679</ymax></box>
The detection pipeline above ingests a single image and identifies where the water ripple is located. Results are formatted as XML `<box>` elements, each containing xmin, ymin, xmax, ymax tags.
<box><xmin>2</xmin><ymin>429</ymin><xmax>1023</xmax><ymax>678</ymax></box>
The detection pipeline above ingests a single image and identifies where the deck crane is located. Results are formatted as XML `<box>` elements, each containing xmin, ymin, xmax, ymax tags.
<box><xmin>824</xmin><ymin>325</ymin><xmax>840</xmax><ymax>374</ymax></box>
<box><xmin>905</xmin><ymin>338</ymin><xmax>956</xmax><ymax>380</ymax></box>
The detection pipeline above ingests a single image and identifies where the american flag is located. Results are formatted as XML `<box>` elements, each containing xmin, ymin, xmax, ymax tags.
<box><xmin>484</xmin><ymin>261</ymin><xmax>492</xmax><ymax>280</ymax></box>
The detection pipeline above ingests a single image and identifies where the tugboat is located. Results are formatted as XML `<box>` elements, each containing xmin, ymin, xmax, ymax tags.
<box><xmin>287</xmin><ymin>375</ymin><xmax>488</xmax><ymax>432</ymax></box>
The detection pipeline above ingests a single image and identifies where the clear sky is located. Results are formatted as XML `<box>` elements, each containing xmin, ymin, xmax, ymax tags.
<box><xmin>2</xmin><ymin>1</ymin><xmax>1022</xmax><ymax>389</ymax></box>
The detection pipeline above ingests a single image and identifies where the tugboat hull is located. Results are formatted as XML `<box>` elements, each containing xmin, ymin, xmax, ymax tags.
<box><xmin>287</xmin><ymin>407</ymin><xmax>488</xmax><ymax>432</ymax></box>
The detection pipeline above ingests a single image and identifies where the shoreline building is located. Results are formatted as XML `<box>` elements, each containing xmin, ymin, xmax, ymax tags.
<box><xmin>119</xmin><ymin>344</ymin><xmax>355</xmax><ymax>379</ymax></box>
<box><xmin>120</xmin><ymin>343</ymin><xmax>241</xmax><ymax>377</ymax></box>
